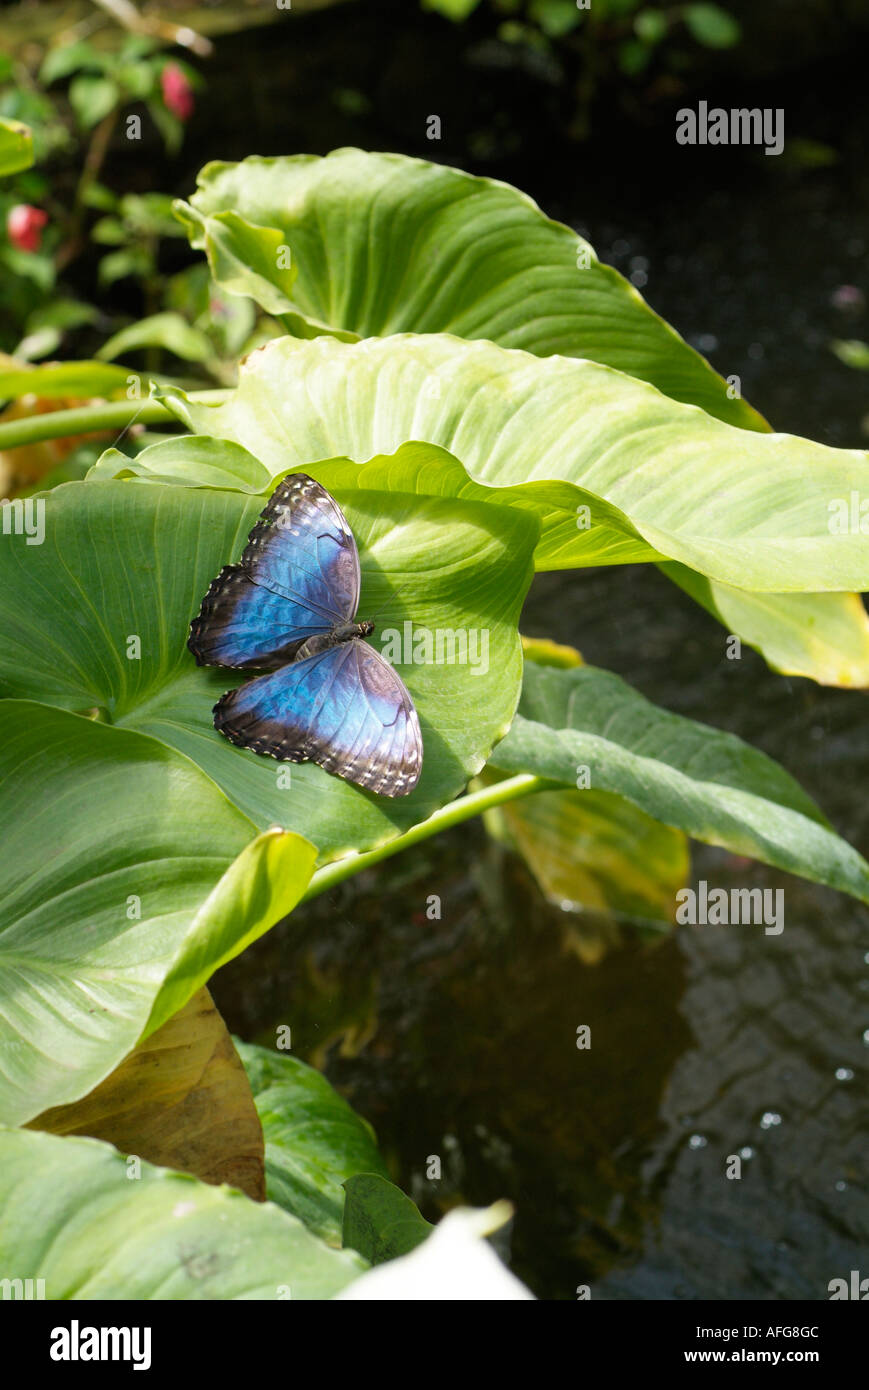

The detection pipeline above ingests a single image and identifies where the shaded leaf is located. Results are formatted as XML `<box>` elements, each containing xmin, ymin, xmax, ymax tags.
<box><xmin>39</xmin><ymin>42</ymin><xmax>104</xmax><ymax>86</ymax></box>
<box><xmin>237</xmin><ymin>1041</ymin><xmax>389</xmax><ymax>1243</ymax></box>
<box><xmin>489</xmin><ymin>660</ymin><xmax>869</xmax><ymax>903</ymax></box>
<box><xmin>422</xmin><ymin>0</ymin><xmax>483</xmax><ymax>19</ymax></box>
<box><xmin>683</xmin><ymin>3</ymin><xmax>741</xmax><ymax>48</ymax></box>
<box><xmin>830</xmin><ymin>339</ymin><xmax>869</xmax><ymax>370</ymax></box>
<box><xmin>97</xmin><ymin>312</ymin><xmax>213</xmax><ymax>364</ymax></box>
<box><xmin>69</xmin><ymin>74</ymin><xmax>119</xmax><ymax>128</ymax></box>
<box><xmin>342</xmin><ymin>1173</ymin><xmax>433</xmax><ymax>1264</ymax></box>
<box><xmin>482</xmin><ymin>773</ymin><xmax>689</xmax><ymax>941</ymax></box>
<box><xmin>484</xmin><ymin>637</ymin><xmax>689</xmax><ymax>954</ymax></box>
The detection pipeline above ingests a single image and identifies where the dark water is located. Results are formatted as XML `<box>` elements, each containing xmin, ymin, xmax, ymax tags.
<box><xmin>197</xmin><ymin>8</ymin><xmax>869</xmax><ymax>1299</ymax></box>
<box><xmin>214</xmin><ymin>569</ymin><xmax>869</xmax><ymax>1300</ymax></box>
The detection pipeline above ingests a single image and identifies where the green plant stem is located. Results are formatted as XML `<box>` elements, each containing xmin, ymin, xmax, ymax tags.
<box><xmin>0</xmin><ymin>392</ymin><xmax>228</xmax><ymax>449</ymax></box>
<box><xmin>301</xmin><ymin>772</ymin><xmax>548</xmax><ymax>903</ymax></box>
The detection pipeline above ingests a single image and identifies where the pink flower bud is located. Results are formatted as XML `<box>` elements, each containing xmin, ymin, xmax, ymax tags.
<box><xmin>161</xmin><ymin>63</ymin><xmax>194</xmax><ymax>122</ymax></box>
<box><xmin>831</xmin><ymin>284</ymin><xmax>865</xmax><ymax>314</ymax></box>
<box><xmin>7</xmin><ymin>204</ymin><xmax>48</xmax><ymax>252</ymax></box>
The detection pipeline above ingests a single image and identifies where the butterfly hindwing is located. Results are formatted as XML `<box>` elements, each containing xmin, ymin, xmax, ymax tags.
<box><xmin>188</xmin><ymin>474</ymin><xmax>360</xmax><ymax>669</ymax></box>
<box><xmin>214</xmin><ymin>639</ymin><xmax>423</xmax><ymax>798</ymax></box>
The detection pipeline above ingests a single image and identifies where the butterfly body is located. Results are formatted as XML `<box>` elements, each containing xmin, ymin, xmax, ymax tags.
<box><xmin>294</xmin><ymin>619</ymin><xmax>375</xmax><ymax>661</ymax></box>
<box><xmin>188</xmin><ymin>476</ymin><xmax>422</xmax><ymax>798</ymax></box>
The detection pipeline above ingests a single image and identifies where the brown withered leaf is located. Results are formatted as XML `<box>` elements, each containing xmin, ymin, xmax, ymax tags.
<box><xmin>28</xmin><ymin>987</ymin><xmax>265</xmax><ymax>1201</ymax></box>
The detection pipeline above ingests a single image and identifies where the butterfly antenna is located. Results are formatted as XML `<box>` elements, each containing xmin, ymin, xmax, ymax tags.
<box><xmin>367</xmin><ymin>573</ymin><xmax>416</xmax><ymax>625</ymax></box>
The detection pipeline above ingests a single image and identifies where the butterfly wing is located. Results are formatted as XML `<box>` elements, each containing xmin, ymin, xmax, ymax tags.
<box><xmin>187</xmin><ymin>565</ymin><xmax>323</xmax><ymax>670</ymax></box>
<box><xmin>213</xmin><ymin>638</ymin><xmax>423</xmax><ymax>797</ymax></box>
<box><xmin>188</xmin><ymin>474</ymin><xmax>360</xmax><ymax>669</ymax></box>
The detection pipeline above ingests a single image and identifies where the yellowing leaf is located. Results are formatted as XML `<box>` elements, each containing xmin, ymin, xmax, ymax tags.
<box><xmin>31</xmin><ymin>989</ymin><xmax>265</xmax><ymax>1201</ymax></box>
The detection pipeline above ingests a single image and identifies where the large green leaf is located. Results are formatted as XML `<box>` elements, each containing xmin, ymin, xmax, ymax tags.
<box><xmin>660</xmin><ymin>562</ymin><xmax>869</xmax><ymax>688</ymax></box>
<box><xmin>176</xmin><ymin>149</ymin><xmax>869</xmax><ymax>685</ymax></box>
<box><xmin>0</xmin><ymin>701</ymin><xmax>315</xmax><ymax>1126</ymax></box>
<box><xmin>236</xmin><ymin>1042</ymin><xmax>390</xmax><ymax>1245</ymax></box>
<box><xmin>175</xmin><ymin>149</ymin><xmax>765</xmax><ymax>430</ymax></box>
<box><xmin>154</xmin><ymin>334</ymin><xmax>869</xmax><ymax>592</ymax></box>
<box><xmin>0</xmin><ymin>1127</ymin><xmax>365</xmax><ymax>1299</ymax></box>
<box><xmin>0</xmin><ymin>477</ymin><xmax>536</xmax><ymax>858</ymax></box>
<box><xmin>489</xmin><ymin>660</ymin><xmax>869</xmax><ymax>904</ymax></box>
<box><xmin>89</xmin><ymin>388</ymin><xmax>869</xmax><ymax>694</ymax></box>
<box><xmin>90</xmin><ymin>435</ymin><xmax>661</xmax><ymax>570</ymax></box>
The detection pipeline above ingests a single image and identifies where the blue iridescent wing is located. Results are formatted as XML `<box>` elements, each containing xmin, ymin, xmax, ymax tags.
<box><xmin>213</xmin><ymin>639</ymin><xmax>423</xmax><ymax>797</ymax></box>
<box><xmin>188</xmin><ymin>474</ymin><xmax>360</xmax><ymax>669</ymax></box>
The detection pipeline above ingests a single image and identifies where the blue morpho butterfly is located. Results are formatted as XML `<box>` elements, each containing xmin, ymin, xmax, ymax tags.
<box><xmin>188</xmin><ymin>474</ymin><xmax>423</xmax><ymax>797</ymax></box>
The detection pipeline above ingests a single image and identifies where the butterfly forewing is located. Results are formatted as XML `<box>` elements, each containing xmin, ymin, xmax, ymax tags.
<box><xmin>241</xmin><ymin>474</ymin><xmax>360</xmax><ymax>619</ymax></box>
<box><xmin>188</xmin><ymin>474</ymin><xmax>359</xmax><ymax>669</ymax></box>
<box><xmin>188</xmin><ymin>566</ymin><xmax>323</xmax><ymax>669</ymax></box>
